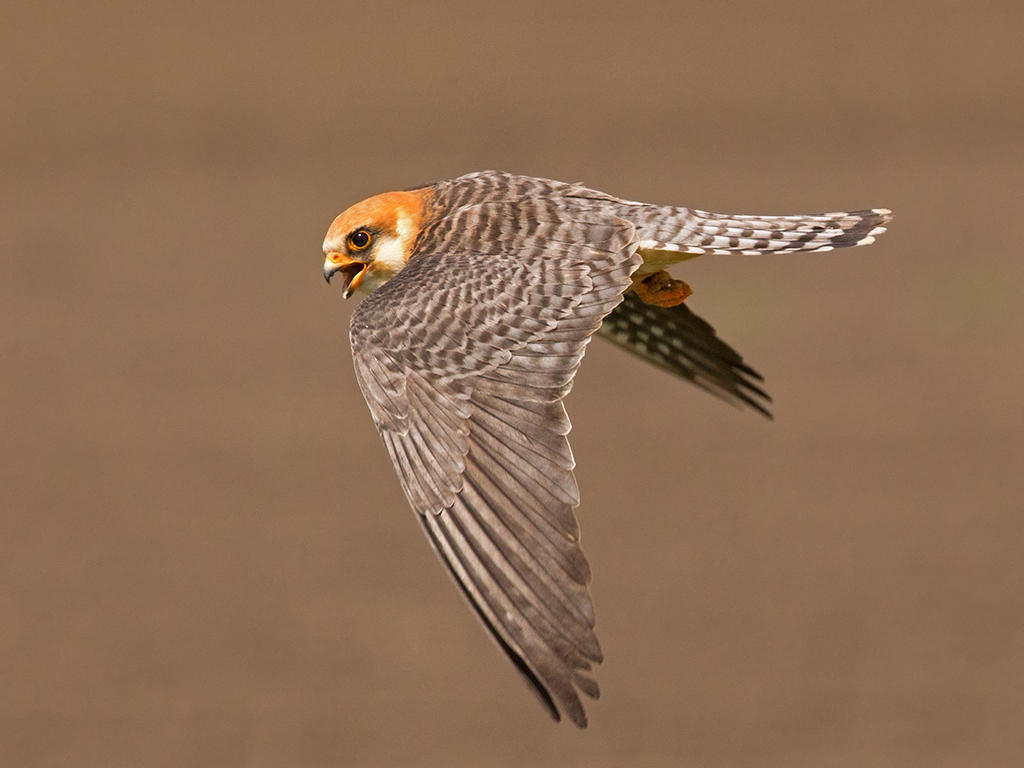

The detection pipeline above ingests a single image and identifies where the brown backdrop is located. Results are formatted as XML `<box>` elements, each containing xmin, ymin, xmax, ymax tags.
<box><xmin>3</xmin><ymin>1</ymin><xmax>1022</xmax><ymax>765</ymax></box>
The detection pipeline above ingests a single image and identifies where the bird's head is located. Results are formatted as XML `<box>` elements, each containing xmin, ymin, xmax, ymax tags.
<box><xmin>322</xmin><ymin>189</ymin><xmax>429</xmax><ymax>298</ymax></box>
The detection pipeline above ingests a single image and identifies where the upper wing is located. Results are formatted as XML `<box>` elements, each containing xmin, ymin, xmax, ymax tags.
<box><xmin>349</xmin><ymin>200</ymin><xmax>640</xmax><ymax>727</ymax></box>
<box><xmin>598</xmin><ymin>291</ymin><xmax>772</xmax><ymax>417</ymax></box>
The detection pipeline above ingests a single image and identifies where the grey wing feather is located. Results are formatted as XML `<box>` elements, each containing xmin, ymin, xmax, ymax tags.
<box><xmin>598</xmin><ymin>291</ymin><xmax>772</xmax><ymax>417</ymax></box>
<box><xmin>349</xmin><ymin>200</ymin><xmax>640</xmax><ymax>726</ymax></box>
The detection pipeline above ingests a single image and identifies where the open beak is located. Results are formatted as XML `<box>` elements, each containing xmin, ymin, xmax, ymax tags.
<box><xmin>323</xmin><ymin>252</ymin><xmax>367</xmax><ymax>299</ymax></box>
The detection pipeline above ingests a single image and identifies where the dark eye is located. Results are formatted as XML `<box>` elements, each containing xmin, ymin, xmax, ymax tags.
<box><xmin>348</xmin><ymin>229</ymin><xmax>371</xmax><ymax>251</ymax></box>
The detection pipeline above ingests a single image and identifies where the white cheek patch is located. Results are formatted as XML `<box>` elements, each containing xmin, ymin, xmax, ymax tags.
<box><xmin>394</xmin><ymin>210</ymin><xmax>416</xmax><ymax>250</ymax></box>
<box><xmin>373</xmin><ymin>234</ymin><xmax>406</xmax><ymax>274</ymax></box>
<box><xmin>355</xmin><ymin>233</ymin><xmax>407</xmax><ymax>294</ymax></box>
<box><xmin>365</xmin><ymin>211</ymin><xmax>416</xmax><ymax>289</ymax></box>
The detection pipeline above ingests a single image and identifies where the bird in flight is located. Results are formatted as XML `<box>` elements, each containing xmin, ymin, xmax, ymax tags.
<box><xmin>322</xmin><ymin>171</ymin><xmax>891</xmax><ymax>726</ymax></box>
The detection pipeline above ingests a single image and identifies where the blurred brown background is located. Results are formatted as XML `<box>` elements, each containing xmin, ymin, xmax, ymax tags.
<box><xmin>3</xmin><ymin>1</ymin><xmax>1022</xmax><ymax>765</ymax></box>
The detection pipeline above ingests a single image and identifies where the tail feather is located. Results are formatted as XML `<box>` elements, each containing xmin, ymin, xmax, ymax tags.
<box><xmin>631</xmin><ymin>205</ymin><xmax>893</xmax><ymax>258</ymax></box>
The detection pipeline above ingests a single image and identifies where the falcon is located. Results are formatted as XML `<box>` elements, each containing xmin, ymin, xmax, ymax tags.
<box><xmin>322</xmin><ymin>170</ymin><xmax>891</xmax><ymax>726</ymax></box>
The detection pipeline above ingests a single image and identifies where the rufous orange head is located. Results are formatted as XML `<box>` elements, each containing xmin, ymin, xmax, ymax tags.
<box><xmin>322</xmin><ymin>188</ymin><xmax>430</xmax><ymax>298</ymax></box>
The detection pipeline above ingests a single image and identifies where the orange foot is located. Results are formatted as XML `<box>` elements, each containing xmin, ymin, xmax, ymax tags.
<box><xmin>632</xmin><ymin>270</ymin><xmax>693</xmax><ymax>308</ymax></box>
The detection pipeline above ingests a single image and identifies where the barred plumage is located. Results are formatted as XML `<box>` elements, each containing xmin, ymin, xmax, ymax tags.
<box><xmin>425</xmin><ymin>170</ymin><xmax>892</xmax><ymax>258</ymax></box>
<box><xmin>598</xmin><ymin>291</ymin><xmax>772</xmax><ymax>416</ymax></box>
<box><xmin>631</xmin><ymin>204</ymin><xmax>892</xmax><ymax>257</ymax></box>
<box><xmin>321</xmin><ymin>170</ymin><xmax>892</xmax><ymax>727</ymax></box>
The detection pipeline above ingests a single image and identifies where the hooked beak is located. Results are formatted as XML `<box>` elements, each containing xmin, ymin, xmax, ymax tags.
<box><xmin>323</xmin><ymin>252</ymin><xmax>367</xmax><ymax>299</ymax></box>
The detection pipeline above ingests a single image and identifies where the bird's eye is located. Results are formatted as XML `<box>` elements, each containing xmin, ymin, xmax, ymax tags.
<box><xmin>348</xmin><ymin>229</ymin><xmax>372</xmax><ymax>251</ymax></box>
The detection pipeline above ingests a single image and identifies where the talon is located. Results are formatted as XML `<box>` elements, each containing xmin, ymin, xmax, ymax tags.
<box><xmin>631</xmin><ymin>270</ymin><xmax>693</xmax><ymax>308</ymax></box>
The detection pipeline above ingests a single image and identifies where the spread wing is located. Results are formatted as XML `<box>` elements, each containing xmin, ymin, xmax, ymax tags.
<box><xmin>598</xmin><ymin>291</ymin><xmax>773</xmax><ymax>417</ymax></box>
<box><xmin>349</xmin><ymin>200</ymin><xmax>640</xmax><ymax>727</ymax></box>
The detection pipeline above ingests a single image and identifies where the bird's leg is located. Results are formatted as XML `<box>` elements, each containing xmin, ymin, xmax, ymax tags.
<box><xmin>631</xmin><ymin>270</ymin><xmax>693</xmax><ymax>308</ymax></box>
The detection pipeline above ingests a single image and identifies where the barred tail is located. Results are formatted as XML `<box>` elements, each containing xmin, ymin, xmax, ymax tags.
<box><xmin>632</xmin><ymin>205</ymin><xmax>893</xmax><ymax>258</ymax></box>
